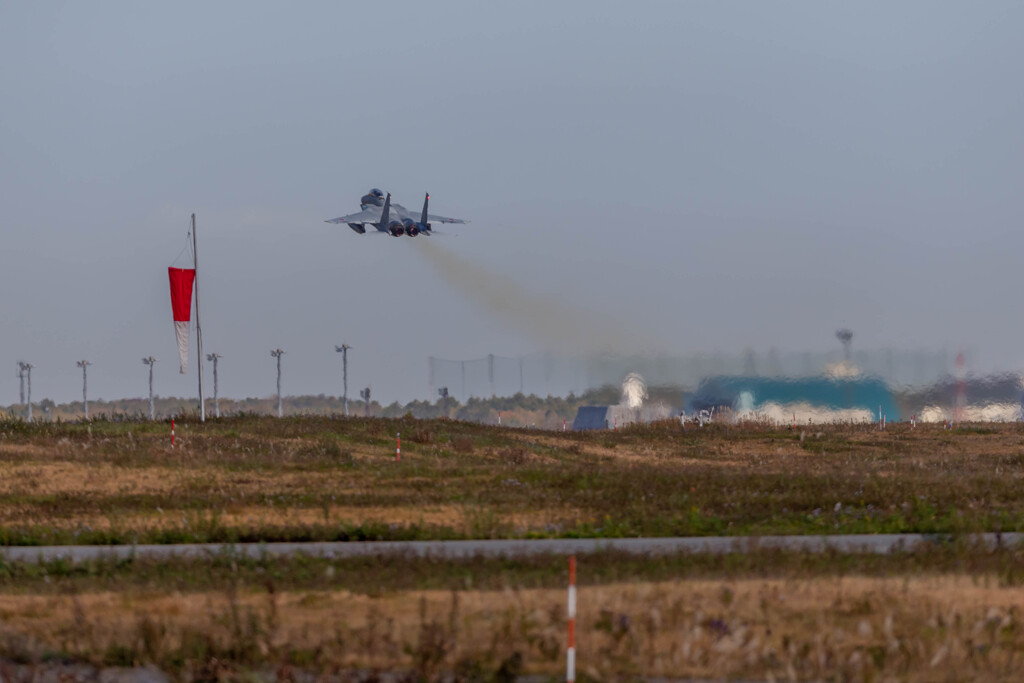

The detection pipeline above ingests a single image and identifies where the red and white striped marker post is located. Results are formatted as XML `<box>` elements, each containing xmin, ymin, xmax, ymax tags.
<box><xmin>171</xmin><ymin>419</ymin><xmax>175</xmax><ymax>448</ymax></box>
<box><xmin>567</xmin><ymin>555</ymin><xmax>577</xmax><ymax>683</ymax></box>
<box><xmin>498</xmin><ymin>411</ymin><xmax>501</xmax><ymax>426</ymax></box>
<box><xmin>563</xmin><ymin>418</ymin><xmax>566</xmax><ymax>432</ymax></box>
<box><xmin>396</xmin><ymin>432</ymin><xmax>401</xmax><ymax>462</ymax></box>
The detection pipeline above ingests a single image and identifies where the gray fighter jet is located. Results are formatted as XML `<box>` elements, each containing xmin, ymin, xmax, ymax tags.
<box><xmin>325</xmin><ymin>188</ymin><xmax>469</xmax><ymax>236</ymax></box>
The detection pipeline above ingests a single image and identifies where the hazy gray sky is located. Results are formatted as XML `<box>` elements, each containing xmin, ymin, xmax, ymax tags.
<box><xmin>2</xmin><ymin>2</ymin><xmax>1023</xmax><ymax>404</ymax></box>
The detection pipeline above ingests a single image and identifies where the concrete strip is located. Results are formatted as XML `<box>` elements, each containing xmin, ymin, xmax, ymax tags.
<box><xmin>2</xmin><ymin>533</ymin><xmax>1021</xmax><ymax>563</ymax></box>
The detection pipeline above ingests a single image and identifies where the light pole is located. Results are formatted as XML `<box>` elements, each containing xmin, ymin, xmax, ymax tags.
<box><xmin>77</xmin><ymin>360</ymin><xmax>91</xmax><ymax>419</ymax></box>
<box><xmin>16</xmin><ymin>362</ymin><xmax>25</xmax><ymax>405</ymax></box>
<box><xmin>360</xmin><ymin>387</ymin><xmax>371</xmax><ymax>418</ymax></box>
<box><xmin>21</xmin><ymin>363</ymin><xmax>34</xmax><ymax>421</ymax></box>
<box><xmin>335</xmin><ymin>344</ymin><xmax>351</xmax><ymax>417</ymax></box>
<box><xmin>206</xmin><ymin>353</ymin><xmax>221</xmax><ymax>418</ymax></box>
<box><xmin>141</xmin><ymin>357</ymin><xmax>157</xmax><ymax>420</ymax></box>
<box><xmin>270</xmin><ymin>349</ymin><xmax>285</xmax><ymax>418</ymax></box>
<box><xmin>438</xmin><ymin>386</ymin><xmax>449</xmax><ymax>419</ymax></box>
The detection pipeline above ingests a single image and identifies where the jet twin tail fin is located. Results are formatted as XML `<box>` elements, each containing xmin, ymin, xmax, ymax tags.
<box><xmin>380</xmin><ymin>193</ymin><xmax>391</xmax><ymax>228</ymax></box>
<box><xmin>420</xmin><ymin>192</ymin><xmax>429</xmax><ymax>225</ymax></box>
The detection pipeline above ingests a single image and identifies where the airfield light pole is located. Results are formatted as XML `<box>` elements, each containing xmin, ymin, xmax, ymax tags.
<box><xmin>206</xmin><ymin>353</ymin><xmax>221</xmax><ymax>418</ymax></box>
<box><xmin>428</xmin><ymin>357</ymin><xmax>435</xmax><ymax>401</ymax></box>
<box><xmin>360</xmin><ymin>387</ymin><xmax>371</xmax><ymax>418</ymax></box>
<box><xmin>23</xmin><ymin>363</ymin><xmax>34</xmax><ymax>422</ymax></box>
<box><xmin>438</xmin><ymin>386</ymin><xmax>449</xmax><ymax>419</ymax></box>
<box><xmin>16</xmin><ymin>362</ymin><xmax>25</xmax><ymax>406</ymax></box>
<box><xmin>141</xmin><ymin>357</ymin><xmax>157</xmax><ymax>420</ymax></box>
<box><xmin>77</xmin><ymin>360</ymin><xmax>91</xmax><ymax>419</ymax></box>
<box><xmin>270</xmin><ymin>349</ymin><xmax>285</xmax><ymax>418</ymax></box>
<box><xmin>335</xmin><ymin>344</ymin><xmax>351</xmax><ymax>416</ymax></box>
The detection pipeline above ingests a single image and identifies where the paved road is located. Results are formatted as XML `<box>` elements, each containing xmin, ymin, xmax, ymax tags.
<box><xmin>2</xmin><ymin>533</ymin><xmax>1021</xmax><ymax>563</ymax></box>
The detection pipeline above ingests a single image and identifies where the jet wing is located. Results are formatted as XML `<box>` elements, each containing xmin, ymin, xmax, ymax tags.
<box><xmin>426</xmin><ymin>214</ymin><xmax>470</xmax><ymax>225</ymax></box>
<box><xmin>325</xmin><ymin>207</ymin><xmax>381</xmax><ymax>224</ymax></box>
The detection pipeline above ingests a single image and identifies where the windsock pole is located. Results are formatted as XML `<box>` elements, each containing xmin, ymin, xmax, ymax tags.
<box><xmin>567</xmin><ymin>555</ymin><xmax>577</xmax><ymax>683</ymax></box>
<box><xmin>192</xmin><ymin>214</ymin><xmax>205</xmax><ymax>423</ymax></box>
<box><xmin>396</xmin><ymin>432</ymin><xmax>401</xmax><ymax>462</ymax></box>
<box><xmin>171</xmin><ymin>419</ymin><xmax>175</xmax><ymax>448</ymax></box>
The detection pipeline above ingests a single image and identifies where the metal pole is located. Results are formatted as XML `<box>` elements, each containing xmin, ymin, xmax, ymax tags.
<box><xmin>336</xmin><ymin>344</ymin><xmax>350</xmax><ymax>417</ymax></box>
<box><xmin>17</xmin><ymin>363</ymin><xmax>25</xmax><ymax>405</ymax></box>
<box><xmin>206</xmin><ymin>353</ymin><xmax>220</xmax><ymax>418</ymax></box>
<box><xmin>192</xmin><ymin>214</ymin><xmax>205</xmax><ymax>422</ymax></box>
<box><xmin>142</xmin><ymin>357</ymin><xmax>156</xmax><ymax>420</ymax></box>
<box><xmin>25</xmin><ymin>364</ymin><xmax>33</xmax><ymax>422</ymax></box>
<box><xmin>428</xmin><ymin>357</ymin><xmax>435</xmax><ymax>403</ymax></box>
<box><xmin>77</xmin><ymin>360</ymin><xmax>90</xmax><ymax>419</ymax></box>
<box><xmin>271</xmin><ymin>349</ymin><xmax>284</xmax><ymax>417</ymax></box>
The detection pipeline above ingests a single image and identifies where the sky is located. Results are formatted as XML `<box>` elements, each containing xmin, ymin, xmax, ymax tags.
<box><xmin>2</xmin><ymin>2</ymin><xmax>1023</xmax><ymax>405</ymax></box>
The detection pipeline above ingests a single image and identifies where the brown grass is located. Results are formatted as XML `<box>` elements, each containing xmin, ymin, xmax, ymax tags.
<box><xmin>3</xmin><ymin>575</ymin><xmax>1023</xmax><ymax>680</ymax></box>
<box><xmin>4</xmin><ymin>417</ymin><xmax>1024</xmax><ymax>544</ymax></box>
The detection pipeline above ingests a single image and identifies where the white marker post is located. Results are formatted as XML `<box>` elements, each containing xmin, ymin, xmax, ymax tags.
<box><xmin>567</xmin><ymin>555</ymin><xmax>577</xmax><ymax>683</ymax></box>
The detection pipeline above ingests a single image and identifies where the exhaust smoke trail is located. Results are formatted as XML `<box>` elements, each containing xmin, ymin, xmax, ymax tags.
<box><xmin>621</xmin><ymin>372</ymin><xmax>648</xmax><ymax>409</ymax></box>
<box><xmin>414</xmin><ymin>239</ymin><xmax>662</xmax><ymax>354</ymax></box>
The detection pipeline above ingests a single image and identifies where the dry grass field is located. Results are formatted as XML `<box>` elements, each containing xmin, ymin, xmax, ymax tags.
<box><xmin>3</xmin><ymin>550</ymin><xmax>1024</xmax><ymax>680</ymax></box>
<box><xmin>3</xmin><ymin>415</ymin><xmax>1024</xmax><ymax>679</ymax></box>
<box><xmin>0</xmin><ymin>415</ymin><xmax>1023</xmax><ymax>544</ymax></box>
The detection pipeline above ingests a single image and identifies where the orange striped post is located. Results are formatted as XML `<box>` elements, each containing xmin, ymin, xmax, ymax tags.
<box><xmin>567</xmin><ymin>554</ymin><xmax>577</xmax><ymax>682</ymax></box>
<box><xmin>396</xmin><ymin>432</ymin><xmax>401</xmax><ymax>462</ymax></box>
<box><xmin>171</xmin><ymin>419</ymin><xmax>175</xmax><ymax>448</ymax></box>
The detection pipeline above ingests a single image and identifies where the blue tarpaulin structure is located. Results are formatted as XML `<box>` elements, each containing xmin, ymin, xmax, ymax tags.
<box><xmin>573</xmin><ymin>406</ymin><xmax>610</xmax><ymax>430</ymax></box>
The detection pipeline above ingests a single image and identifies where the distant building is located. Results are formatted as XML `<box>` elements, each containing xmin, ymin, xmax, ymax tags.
<box><xmin>902</xmin><ymin>375</ymin><xmax>1024</xmax><ymax>422</ymax></box>
<box><xmin>572</xmin><ymin>405</ymin><xmax>639</xmax><ymax>430</ymax></box>
<box><xmin>688</xmin><ymin>376</ymin><xmax>900</xmax><ymax>423</ymax></box>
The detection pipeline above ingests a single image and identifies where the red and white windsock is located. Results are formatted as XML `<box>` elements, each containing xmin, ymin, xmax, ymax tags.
<box><xmin>168</xmin><ymin>267</ymin><xmax>196</xmax><ymax>374</ymax></box>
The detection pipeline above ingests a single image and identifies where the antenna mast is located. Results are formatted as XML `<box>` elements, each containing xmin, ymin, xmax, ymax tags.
<box><xmin>192</xmin><ymin>214</ymin><xmax>205</xmax><ymax>422</ymax></box>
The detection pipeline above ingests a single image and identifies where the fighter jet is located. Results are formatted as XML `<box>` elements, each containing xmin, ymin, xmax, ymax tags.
<box><xmin>325</xmin><ymin>188</ymin><xmax>469</xmax><ymax>236</ymax></box>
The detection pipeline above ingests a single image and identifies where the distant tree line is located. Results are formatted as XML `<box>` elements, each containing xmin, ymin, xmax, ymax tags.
<box><xmin>1</xmin><ymin>384</ymin><xmax>687</xmax><ymax>429</ymax></box>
